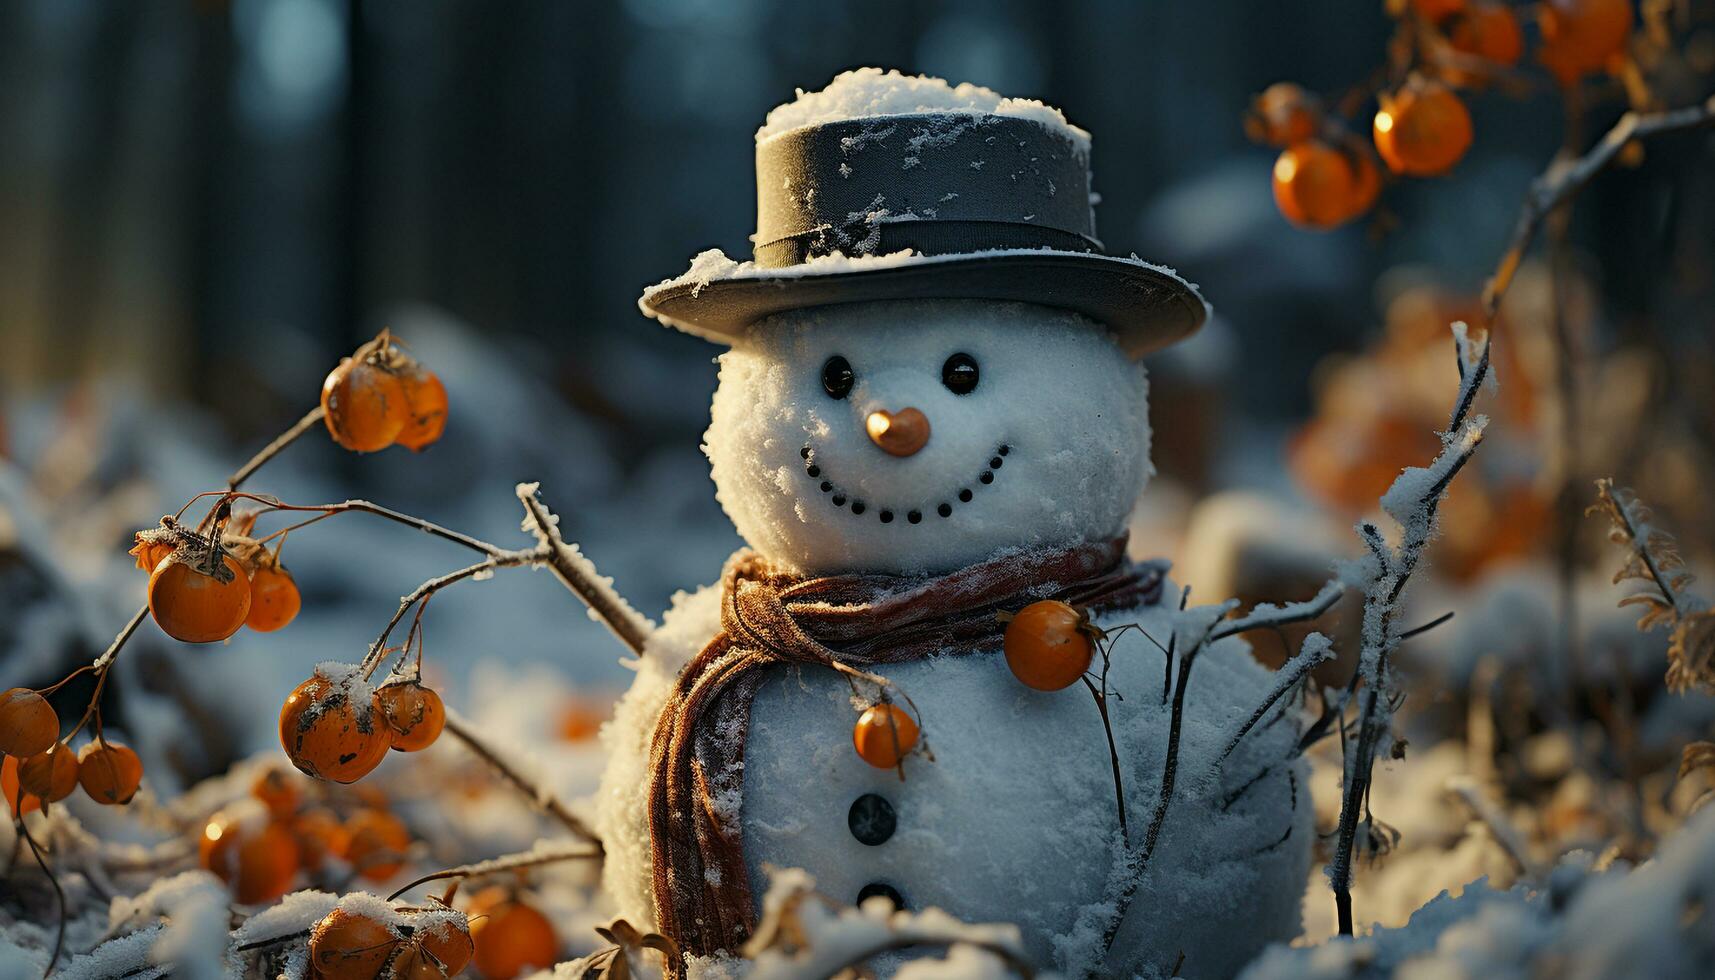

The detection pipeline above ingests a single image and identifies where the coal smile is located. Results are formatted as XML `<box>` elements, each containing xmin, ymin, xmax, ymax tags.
<box><xmin>800</xmin><ymin>443</ymin><xmax>1010</xmax><ymax>525</ymax></box>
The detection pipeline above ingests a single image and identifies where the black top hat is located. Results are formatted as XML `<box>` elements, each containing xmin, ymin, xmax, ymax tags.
<box><xmin>639</xmin><ymin>110</ymin><xmax>1207</xmax><ymax>359</ymax></box>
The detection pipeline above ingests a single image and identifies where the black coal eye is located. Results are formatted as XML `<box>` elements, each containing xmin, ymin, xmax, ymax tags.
<box><xmin>941</xmin><ymin>353</ymin><xmax>979</xmax><ymax>395</ymax></box>
<box><xmin>821</xmin><ymin>355</ymin><xmax>854</xmax><ymax>399</ymax></box>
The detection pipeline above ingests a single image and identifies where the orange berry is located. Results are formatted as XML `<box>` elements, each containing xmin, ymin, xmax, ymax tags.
<box><xmin>322</xmin><ymin>356</ymin><xmax>410</xmax><ymax>453</ymax></box>
<box><xmin>376</xmin><ymin>682</ymin><xmax>445</xmax><ymax>753</ymax></box>
<box><xmin>129</xmin><ymin>532</ymin><xmax>176</xmax><ymax>573</ymax></box>
<box><xmin>251</xmin><ymin>764</ymin><xmax>302</xmax><ymax>820</ymax></box>
<box><xmin>310</xmin><ymin>905</ymin><xmax>403</xmax><ymax>980</ymax></box>
<box><xmin>18</xmin><ymin>744</ymin><xmax>80</xmax><ymax>803</ymax></box>
<box><xmin>1244</xmin><ymin>82</ymin><xmax>1322</xmax><ymax>147</ymax></box>
<box><xmin>345</xmin><ymin>807</ymin><xmax>412</xmax><ymax>881</ymax></box>
<box><xmin>1272</xmin><ymin>140</ymin><xmax>1375</xmax><ymax>229</ymax></box>
<box><xmin>1373</xmin><ymin>79</ymin><xmax>1473</xmax><ymax>176</ymax></box>
<box><xmin>245</xmin><ymin>564</ymin><xmax>302</xmax><ymax>633</ymax></box>
<box><xmin>0</xmin><ymin>688</ymin><xmax>59</xmax><ymax>757</ymax></box>
<box><xmin>1003</xmin><ymin>600</ymin><xmax>1098</xmax><ymax>692</ymax></box>
<box><xmin>1448</xmin><ymin>3</ymin><xmax>1524</xmax><ymax>66</ymax></box>
<box><xmin>1538</xmin><ymin>0</ymin><xmax>1632</xmax><ymax>82</ymax></box>
<box><xmin>291</xmin><ymin>806</ymin><xmax>351</xmax><ymax>872</ymax></box>
<box><xmin>1411</xmin><ymin>0</ymin><xmax>1466</xmax><ymax>21</ymax></box>
<box><xmin>78</xmin><ymin>741</ymin><xmax>144</xmax><ymax>805</ymax></box>
<box><xmin>279</xmin><ymin>667</ymin><xmax>391</xmax><ymax>784</ymax></box>
<box><xmin>389</xmin><ymin>914</ymin><xmax>474</xmax><ymax>980</ymax></box>
<box><xmin>851</xmin><ymin>703</ymin><xmax>920</xmax><ymax>770</ymax></box>
<box><xmin>2</xmin><ymin>756</ymin><xmax>41</xmax><ymax>817</ymax></box>
<box><xmin>200</xmin><ymin>801</ymin><xmax>301</xmax><ymax>904</ymax></box>
<box><xmin>395</xmin><ymin>369</ymin><xmax>448</xmax><ymax>452</ymax></box>
<box><xmin>467</xmin><ymin>888</ymin><xmax>558</xmax><ymax>980</ymax></box>
<box><xmin>148</xmin><ymin>552</ymin><xmax>253</xmax><ymax>643</ymax></box>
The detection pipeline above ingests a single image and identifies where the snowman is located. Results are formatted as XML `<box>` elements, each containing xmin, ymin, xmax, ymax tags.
<box><xmin>596</xmin><ymin>69</ymin><xmax>1311</xmax><ymax>978</ymax></box>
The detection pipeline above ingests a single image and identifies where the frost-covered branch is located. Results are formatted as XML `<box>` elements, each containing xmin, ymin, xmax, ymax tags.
<box><xmin>1210</xmin><ymin>578</ymin><xmax>1345</xmax><ymax>642</ymax></box>
<box><xmin>358</xmin><ymin>548</ymin><xmax>548</xmax><ymax>678</ymax></box>
<box><xmin>1214</xmin><ymin>632</ymin><xmax>1336</xmax><ymax>769</ymax></box>
<box><xmin>1482</xmin><ymin>94</ymin><xmax>1715</xmax><ymax>322</ymax></box>
<box><xmin>1328</xmin><ymin>326</ymin><xmax>1492</xmax><ymax>936</ymax></box>
<box><xmin>385</xmin><ymin>840</ymin><xmax>601</xmax><ymax>901</ymax></box>
<box><xmin>441</xmin><ymin>711</ymin><xmax>602</xmax><ymax>849</ymax></box>
<box><xmin>518</xmin><ymin>483</ymin><xmax>655</xmax><ymax>656</ymax></box>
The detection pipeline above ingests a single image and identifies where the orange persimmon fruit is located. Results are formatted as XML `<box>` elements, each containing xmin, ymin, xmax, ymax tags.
<box><xmin>1374</xmin><ymin>78</ymin><xmax>1473</xmax><ymax>176</ymax></box>
<box><xmin>246</xmin><ymin>563</ymin><xmax>302</xmax><ymax>633</ymax></box>
<box><xmin>18</xmin><ymin>743</ymin><xmax>80</xmax><ymax>803</ymax></box>
<box><xmin>1003</xmin><ymin>600</ymin><xmax>1099</xmax><ymax>692</ymax></box>
<box><xmin>389</xmin><ymin>914</ymin><xmax>475</xmax><ymax>980</ymax></box>
<box><xmin>291</xmin><ymin>806</ymin><xmax>352</xmax><ymax>872</ymax></box>
<box><xmin>376</xmin><ymin>681</ymin><xmax>445</xmax><ymax>753</ymax></box>
<box><xmin>148</xmin><ymin>552</ymin><xmax>253</xmax><ymax>643</ymax></box>
<box><xmin>251</xmin><ymin>764</ymin><xmax>302</xmax><ymax>820</ymax></box>
<box><xmin>78</xmin><ymin>741</ymin><xmax>144</xmax><ymax>805</ymax></box>
<box><xmin>345</xmin><ymin>807</ymin><xmax>412</xmax><ymax>881</ymax></box>
<box><xmin>322</xmin><ymin>356</ymin><xmax>410</xmax><ymax>453</ymax></box>
<box><xmin>468</xmin><ymin>888</ymin><xmax>558</xmax><ymax>980</ymax></box>
<box><xmin>1272</xmin><ymin>139</ymin><xmax>1377</xmax><ymax>229</ymax></box>
<box><xmin>852</xmin><ymin>702</ymin><xmax>920</xmax><ymax>770</ymax></box>
<box><xmin>1447</xmin><ymin>2</ymin><xmax>1524</xmax><ymax>67</ymax></box>
<box><xmin>2</xmin><ymin>756</ymin><xmax>40</xmax><ymax>817</ymax></box>
<box><xmin>279</xmin><ymin>669</ymin><xmax>391</xmax><ymax>784</ymax></box>
<box><xmin>310</xmin><ymin>905</ymin><xmax>403</xmax><ymax>980</ymax></box>
<box><xmin>395</xmin><ymin>368</ymin><xmax>448</xmax><ymax>452</ymax></box>
<box><xmin>1244</xmin><ymin>82</ymin><xmax>1322</xmax><ymax>147</ymax></box>
<box><xmin>0</xmin><ymin>688</ymin><xmax>59</xmax><ymax>757</ymax></box>
<box><xmin>1538</xmin><ymin>0</ymin><xmax>1633</xmax><ymax>83</ymax></box>
<box><xmin>200</xmin><ymin>801</ymin><xmax>301</xmax><ymax>904</ymax></box>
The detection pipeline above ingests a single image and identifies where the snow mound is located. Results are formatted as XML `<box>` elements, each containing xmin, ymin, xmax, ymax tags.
<box><xmin>755</xmin><ymin>68</ymin><xmax>1089</xmax><ymax>151</ymax></box>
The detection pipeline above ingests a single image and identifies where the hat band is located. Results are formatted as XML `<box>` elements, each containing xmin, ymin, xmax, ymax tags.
<box><xmin>754</xmin><ymin>219</ymin><xmax>1098</xmax><ymax>268</ymax></box>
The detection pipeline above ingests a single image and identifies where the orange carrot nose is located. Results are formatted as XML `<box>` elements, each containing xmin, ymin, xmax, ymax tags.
<box><xmin>866</xmin><ymin>408</ymin><xmax>931</xmax><ymax>457</ymax></box>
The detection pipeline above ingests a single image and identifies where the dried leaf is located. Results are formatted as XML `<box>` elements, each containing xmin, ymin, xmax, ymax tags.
<box><xmin>1666</xmin><ymin>611</ymin><xmax>1715</xmax><ymax>695</ymax></box>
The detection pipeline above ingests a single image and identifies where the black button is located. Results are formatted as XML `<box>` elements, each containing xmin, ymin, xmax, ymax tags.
<box><xmin>848</xmin><ymin>793</ymin><xmax>897</xmax><ymax>846</ymax></box>
<box><xmin>857</xmin><ymin>881</ymin><xmax>905</xmax><ymax>910</ymax></box>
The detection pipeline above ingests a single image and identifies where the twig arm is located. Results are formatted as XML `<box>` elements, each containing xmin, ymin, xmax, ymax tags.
<box><xmin>517</xmin><ymin>483</ymin><xmax>655</xmax><ymax>656</ymax></box>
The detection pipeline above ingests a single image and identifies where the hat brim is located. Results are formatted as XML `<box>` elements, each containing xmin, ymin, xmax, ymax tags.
<box><xmin>638</xmin><ymin>249</ymin><xmax>1208</xmax><ymax>360</ymax></box>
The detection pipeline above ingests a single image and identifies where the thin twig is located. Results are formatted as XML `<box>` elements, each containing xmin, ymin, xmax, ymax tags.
<box><xmin>517</xmin><ymin>485</ymin><xmax>654</xmax><ymax>656</ymax></box>
<box><xmin>1482</xmin><ymin>94</ymin><xmax>1715</xmax><ymax>321</ymax></box>
<box><xmin>227</xmin><ymin>405</ymin><xmax>326</xmax><ymax>490</ymax></box>
<box><xmin>1081</xmin><ymin>675</ymin><xmax>1128</xmax><ymax>843</ymax></box>
<box><xmin>359</xmin><ymin>550</ymin><xmax>547</xmax><ymax>677</ymax></box>
<box><xmin>16</xmin><ymin>817</ymin><xmax>65</xmax><ymax>977</ymax></box>
<box><xmin>441</xmin><ymin>713</ymin><xmax>602</xmax><ymax>850</ymax></box>
<box><xmin>385</xmin><ymin>844</ymin><xmax>601</xmax><ymax>901</ymax></box>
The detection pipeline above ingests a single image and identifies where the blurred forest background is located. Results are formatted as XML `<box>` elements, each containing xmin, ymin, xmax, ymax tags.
<box><xmin>2</xmin><ymin>0</ymin><xmax>1713</xmax><ymax>819</ymax></box>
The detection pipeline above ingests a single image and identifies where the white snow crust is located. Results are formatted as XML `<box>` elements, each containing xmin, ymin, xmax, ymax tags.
<box><xmin>754</xmin><ymin>68</ymin><xmax>1089</xmax><ymax>151</ymax></box>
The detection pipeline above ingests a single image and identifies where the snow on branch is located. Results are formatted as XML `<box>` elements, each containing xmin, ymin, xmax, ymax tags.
<box><xmin>1214</xmin><ymin>632</ymin><xmax>1336</xmax><ymax>769</ymax></box>
<box><xmin>517</xmin><ymin>482</ymin><xmax>656</xmax><ymax>656</ymax></box>
<box><xmin>1327</xmin><ymin>324</ymin><xmax>1493</xmax><ymax>937</ymax></box>
<box><xmin>1210</xmin><ymin>578</ymin><xmax>1345</xmax><ymax>642</ymax></box>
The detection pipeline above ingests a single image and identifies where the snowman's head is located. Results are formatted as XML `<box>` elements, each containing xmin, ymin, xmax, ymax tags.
<box><xmin>706</xmin><ymin>299</ymin><xmax>1151</xmax><ymax>575</ymax></box>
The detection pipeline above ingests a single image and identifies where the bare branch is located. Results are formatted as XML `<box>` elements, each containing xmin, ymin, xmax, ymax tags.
<box><xmin>517</xmin><ymin>484</ymin><xmax>654</xmax><ymax>656</ymax></box>
<box><xmin>442</xmin><ymin>712</ymin><xmax>603</xmax><ymax>850</ymax></box>
<box><xmin>227</xmin><ymin>405</ymin><xmax>326</xmax><ymax>490</ymax></box>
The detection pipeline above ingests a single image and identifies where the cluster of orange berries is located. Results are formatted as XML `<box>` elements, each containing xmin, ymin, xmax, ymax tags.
<box><xmin>1256</xmin><ymin>0</ymin><xmax>1634</xmax><ymax>229</ymax></box>
<box><xmin>309</xmin><ymin>898</ymin><xmax>474</xmax><ymax>980</ymax></box>
<box><xmin>132</xmin><ymin>519</ymin><xmax>302</xmax><ymax>644</ymax></box>
<box><xmin>309</xmin><ymin>886</ymin><xmax>558</xmax><ymax>980</ymax></box>
<box><xmin>279</xmin><ymin>664</ymin><xmax>446</xmax><ymax>785</ymax></box>
<box><xmin>323</xmin><ymin>332</ymin><xmax>448</xmax><ymax>454</ymax></box>
<box><xmin>1</xmin><ymin>688</ymin><xmax>143</xmax><ymax>813</ymax></box>
<box><xmin>198</xmin><ymin>766</ymin><xmax>414</xmax><ymax>904</ymax></box>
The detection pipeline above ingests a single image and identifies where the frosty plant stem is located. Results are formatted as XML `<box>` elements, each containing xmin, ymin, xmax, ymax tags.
<box><xmin>441</xmin><ymin>712</ymin><xmax>602</xmax><ymax>848</ymax></box>
<box><xmin>385</xmin><ymin>841</ymin><xmax>601</xmax><ymax>901</ymax></box>
<box><xmin>1328</xmin><ymin>325</ymin><xmax>1492</xmax><ymax>937</ymax></box>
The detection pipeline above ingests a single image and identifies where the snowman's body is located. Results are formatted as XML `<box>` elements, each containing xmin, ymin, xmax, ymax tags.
<box><xmin>597</xmin><ymin>301</ymin><xmax>1312</xmax><ymax>977</ymax></box>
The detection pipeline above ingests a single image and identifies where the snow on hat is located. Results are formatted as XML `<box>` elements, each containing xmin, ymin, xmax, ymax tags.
<box><xmin>638</xmin><ymin>68</ymin><xmax>1208</xmax><ymax>360</ymax></box>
